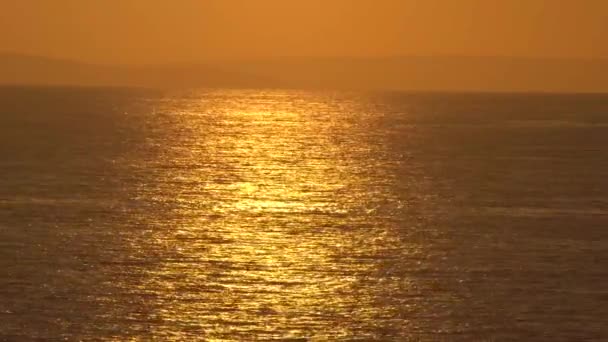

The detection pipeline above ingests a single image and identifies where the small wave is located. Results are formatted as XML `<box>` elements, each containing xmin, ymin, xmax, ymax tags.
<box><xmin>504</xmin><ymin>120</ymin><xmax>608</xmax><ymax>128</ymax></box>
<box><xmin>475</xmin><ymin>206</ymin><xmax>608</xmax><ymax>217</ymax></box>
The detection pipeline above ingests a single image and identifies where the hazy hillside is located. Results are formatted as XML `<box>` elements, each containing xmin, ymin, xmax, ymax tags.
<box><xmin>0</xmin><ymin>53</ymin><xmax>274</xmax><ymax>89</ymax></box>
<box><xmin>226</xmin><ymin>56</ymin><xmax>608</xmax><ymax>93</ymax></box>
<box><xmin>2</xmin><ymin>53</ymin><xmax>608</xmax><ymax>92</ymax></box>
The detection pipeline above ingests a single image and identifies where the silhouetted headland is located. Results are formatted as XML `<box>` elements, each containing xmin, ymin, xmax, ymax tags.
<box><xmin>2</xmin><ymin>52</ymin><xmax>608</xmax><ymax>93</ymax></box>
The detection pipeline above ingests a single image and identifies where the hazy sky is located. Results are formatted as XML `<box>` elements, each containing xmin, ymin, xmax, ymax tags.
<box><xmin>1</xmin><ymin>0</ymin><xmax>608</xmax><ymax>64</ymax></box>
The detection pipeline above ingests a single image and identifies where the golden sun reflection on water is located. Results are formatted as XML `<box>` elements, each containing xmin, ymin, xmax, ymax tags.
<box><xmin>4</xmin><ymin>88</ymin><xmax>607</xmax><ymax>341</ymax></box>
<box><xmin>126</xmin><ymin>90</ymin><xmax>419</xmax><ymax>340</ymax></box>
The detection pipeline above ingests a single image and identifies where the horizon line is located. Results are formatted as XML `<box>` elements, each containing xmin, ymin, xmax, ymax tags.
<box><xmin>3</xmin><ymin>51</ymin><xmax>608</xmax><ymax>67</ymax></box>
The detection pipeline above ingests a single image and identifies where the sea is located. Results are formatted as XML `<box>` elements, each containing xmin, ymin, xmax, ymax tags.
<box><xmin>0</xmin><ymin>87</ymin><xmax>607</xmax><ymax>341</ymax></box>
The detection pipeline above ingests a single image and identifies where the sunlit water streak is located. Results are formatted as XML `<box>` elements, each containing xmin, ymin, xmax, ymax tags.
<box><xmin>1</xmin><ymin>88</ymin><xmax>607</xmax><ymax>340</ymax></box>
<box><xmin>121</xmin><ymin>90</ymin><xmax>431</xmax><ymax>340</ymax></box>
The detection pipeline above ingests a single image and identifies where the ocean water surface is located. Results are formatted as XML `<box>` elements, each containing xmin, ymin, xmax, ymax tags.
<box><xmin>1</xmin><ymin>87</ymin><xmax>607</xmax><ymax>340</ymax></box>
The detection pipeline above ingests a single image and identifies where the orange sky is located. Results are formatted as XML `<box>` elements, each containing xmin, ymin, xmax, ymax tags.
<box><xmin>1</xmin><ymin>0</ymin><xmax>607</xmax><ymax>65</ymax></box>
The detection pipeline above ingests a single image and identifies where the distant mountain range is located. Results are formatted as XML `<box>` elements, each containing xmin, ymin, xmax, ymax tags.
<box><xmin>2</xmin><ymin>53</ymin><xmax>608</xmax><ymax>93</ymax></box>
<box><xmin>0</xmin><ymin>53</ymin><xmax>273</xmax><ymax>89</ymax></box>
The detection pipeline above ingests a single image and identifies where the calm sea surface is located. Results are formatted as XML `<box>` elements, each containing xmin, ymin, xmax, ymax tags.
<box><xmin>1</xmin><ymin>87</ymin><xmax>607</xmax><ymax>341</ymax></box>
